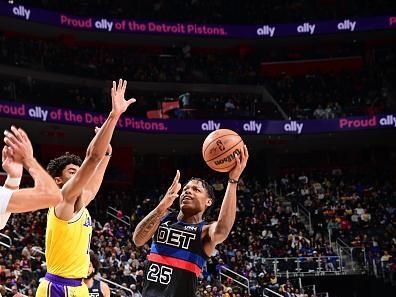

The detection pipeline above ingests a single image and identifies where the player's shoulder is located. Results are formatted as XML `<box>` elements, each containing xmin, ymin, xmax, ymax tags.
<box><xmin>201</xmin><ymin>221</ymin><xmax>215</xmax><ymax>233</ymax></box>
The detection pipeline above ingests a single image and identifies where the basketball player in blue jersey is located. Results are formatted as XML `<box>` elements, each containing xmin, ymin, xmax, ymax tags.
<box><xmin>84</xmin><ymin>251</ymin><xmax>110</xmax><ymax>297</ymax></box>
<box><xmin>133</xmin><ymin>145</ymin><xmax>249</xmax><ymax>297</ymax></box>
<box><xmin>34</xmin><ymin>79</ymin><xmax>135</xmax><ymax>297</ymax></box>
<box><xmin>1</xmin><ymin>126</ymin><xmax>62</xmax><ymax>229</ymax></box>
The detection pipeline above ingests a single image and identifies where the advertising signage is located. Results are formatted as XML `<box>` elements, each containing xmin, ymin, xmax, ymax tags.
<box><xmin>1</xmin><ymin>100</ymin><xmax>395</xmax><ymax>135</ymax></box>
<box><xmin>1</xmin><ymin>2</ymin><xmax>395</xmax><ymax>39</ymax></box>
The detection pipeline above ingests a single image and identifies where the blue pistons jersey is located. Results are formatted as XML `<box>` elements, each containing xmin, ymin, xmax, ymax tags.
<box><xmin>142</xmin><ymin>212</ymin><xmax>208</xmax><ymax>297</ymax></box>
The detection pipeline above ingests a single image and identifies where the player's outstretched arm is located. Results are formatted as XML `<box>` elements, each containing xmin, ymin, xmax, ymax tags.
<box><xmin>3</xmin><ymin>127</ymin><xmax>62</xmax><ymax>213</ymax></box>
<box><xmin>133</xmin><ymin>170</ymin><xmax>181</xmax><ymax>247</ymax></box>
<box><xmin>58</xmin><ymin>79</ymin><xmax>135</xmax><ymax>219</ymax></box>
<box><xmin>203</xmin><ymin>145</ymin><xmax>248</xmax><ymax>255</ymax></box>
<box><xmin>79</xmin><ymin>127</ymin><xmax>112</xmax><ymax>207</ymax></box>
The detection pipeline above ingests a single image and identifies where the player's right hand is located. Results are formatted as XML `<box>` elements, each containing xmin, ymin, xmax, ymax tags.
<box><xmin>110</xmin><ymin>79</ymin><xmax>136</xmax><ymax>117</ymax></box>
<box><xmin>158</xmin><ymin>170</ymin><xmax>181</xmax><ymax>210</ymax></box>
<box><xmin>3</xmin><ymin>126</ymin><xmax>34</xmax><ymax>164</ymax></box>
<box><xmin>229</xmin><ymin>145</ymin><xmax>249</xmax><ymax>180</ymax></box>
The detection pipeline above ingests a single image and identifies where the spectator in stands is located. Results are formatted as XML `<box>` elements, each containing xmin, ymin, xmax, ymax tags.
<box><xmin>0</xmin><ymin>166</ymin><xmax>394</xmax><ymax>297</ymax></box>
<box><xmin>313</xmin><ymin>105</ymin><xmax>325</xmax><ymax>119</ymax></box>
<box><xmin>130</xmin><ymin>284</ymin><xmax>142</xmax><ymax>297</ymax></box>
<box><xmin>84</xmin><ymin>252</ymin><xmax>111</xmax><ymax>297</ymax></box>
<box><xmin>267</xmin><ymin>272</ymin><xmax>279</xmax><ymax>291</ymax></box>
<box><xmin>0</xmin><ymin>33</ymin><xmax>394</xmax><ymax>120</ymax></box>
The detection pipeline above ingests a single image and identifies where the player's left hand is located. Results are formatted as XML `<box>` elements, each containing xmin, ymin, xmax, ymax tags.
<box><xmin>229</xmin><ymin>145</ymin><xmax>249</xmax><ymax>180</ymax></box>
<box><xmin>1</xmin><ymin>145</ymin><xmax>23</xmax><ymax>178</ymax></box>
<box><xmin>158</xmin><ymin>170</ymin><xmax>181</xmax><ymax>211</ymax></box>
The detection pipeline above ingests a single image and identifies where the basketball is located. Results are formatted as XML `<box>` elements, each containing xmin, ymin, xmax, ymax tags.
<box><xmin>202</xmin><ymin>129</ymin><xmax>244</xmax><ymax>172</ymax></box>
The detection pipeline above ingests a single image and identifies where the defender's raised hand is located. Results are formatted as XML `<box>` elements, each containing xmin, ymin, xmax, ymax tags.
<box><xmin>2</xmin><ymin>146</ymin><xmax>23</xmax><ymax>179</ymax></box>
<box><xmin>3</xmin><ymin>126</ymin><xmax>33</xmax><ymax>163</ymax></box>
<box><xmin>111</xmin><ymin>79</ymin><xmax>136</xmax><ymax>117</ymax></box>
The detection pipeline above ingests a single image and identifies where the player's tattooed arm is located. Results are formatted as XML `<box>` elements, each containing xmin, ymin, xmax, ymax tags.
<box><xmin>133</xmin><ymin>207</ymin><xmax>167</xmax><ymax>246</ymax></box>
<box><xmin>132</xmin><ymin>170</ymin><xmax>181</xmax><ymax>246</ymax></box>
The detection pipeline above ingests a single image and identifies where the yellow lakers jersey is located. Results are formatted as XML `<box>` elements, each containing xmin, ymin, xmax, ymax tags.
<box><xmin>45</xmin><ymin>207</ymin><xmax>92</xmax><ymax>278</ymax></box>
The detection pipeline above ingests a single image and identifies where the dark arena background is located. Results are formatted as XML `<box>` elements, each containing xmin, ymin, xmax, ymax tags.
<box><xmin>0</xmin><ymin>0</ymin><xmax>395</xmax><ymax>296</ymax></box>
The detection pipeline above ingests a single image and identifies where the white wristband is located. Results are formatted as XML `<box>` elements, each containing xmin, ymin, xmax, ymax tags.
<box><xmin>5</xmin><ymin>176</ymin><xmax>21</xmax><ymax>188</ymax></box>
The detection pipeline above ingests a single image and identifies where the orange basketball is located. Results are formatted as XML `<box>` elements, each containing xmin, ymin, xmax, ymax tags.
<box><xmin>202</xmin><ymin>129</ymin><xmax>244</xmax><ymax>172</ymax></box>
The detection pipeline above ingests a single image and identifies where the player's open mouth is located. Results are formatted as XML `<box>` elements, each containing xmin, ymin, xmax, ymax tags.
<box><xmin>181</xmin><ymin>196</ymin><xmax>193</xmax><ymax>202</ymax></box>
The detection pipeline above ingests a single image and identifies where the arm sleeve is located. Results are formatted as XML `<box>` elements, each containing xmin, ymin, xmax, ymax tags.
<box><xmin>0</xmin><ymin>213</ymin><xmax>11</xmax><ymax>230</ymax></box>
<box><xmin>0</xmin><ymin>186</ymin><xmax>13</xmax><ymax>229</ymax></box>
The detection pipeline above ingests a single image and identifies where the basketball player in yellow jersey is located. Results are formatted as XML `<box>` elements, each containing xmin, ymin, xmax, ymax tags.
<box><xmin>36</xmin><ymin>79</ymin><xmax>135</xmax><ymax>297</ymax></box>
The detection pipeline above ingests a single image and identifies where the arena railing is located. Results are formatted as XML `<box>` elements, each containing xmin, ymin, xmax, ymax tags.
<box><xmin>4</xmin><ymin>286</ymin><xmax>28</xmax><ymax>297</ymax></box>
<box><xmin>300</xmin><ymin>283</ymin><xmax>330</xmax><ymax>297</ymax></box>
<box><xmin>106</xmin><ymin>206</ymin><xmax>131</xmax><ymax>226</ymax></box>
<box><xmin>316</xmin><ymin>292</ymin><xmax>330</xmax><ymax>297</ymax></box>
<box><xmin>263</xmin><ymin>287</ymin><xmax>283</xmax><ymax>297</ymax></box>
<box><xmin>296</xmin><ymin>203</ymin><xmax>312</xmax><ymax>234</ymax></box>
<box><xmin>0</xmin><ymin>232</ymin><xmax>12</xmax><ymax>248</ymax></box>
<box><xmin>370</xmin><ymin>258</ymin><xmax>395</xmax><ymax>286</ymax></box>
<box><xmin>98</xmin><ymin>276</ymin><xmax>134</xmax><ymax>296</ymax></box>
<box><xmin>301</xmin><ymin>284</ymin><xmax>316</xmax><ymax>295</ymax></box>
<box><xmin>219</xmin><ymin>265</ymin><xmax>250</xmax><ymax>296</ymax></box>
<box><xmin>335</xmin><ymin>238</ymin><xmax>367</xmax><ymax>273</ymax></box>
<box><xmin>256</xmin><ymin>256</ymin><xmax>342</xmax><ymax>277</ymax></box>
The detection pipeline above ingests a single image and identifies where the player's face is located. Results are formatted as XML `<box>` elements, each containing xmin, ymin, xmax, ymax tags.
<box><xmin>55</xmin><ymin>164</ymin><xmax>80</xmax><ymax>186</ymax></box>
<box><xmin>180</xmin><ymin>180</ymin><xmax>212</xmax><ymax>213</ymax></box>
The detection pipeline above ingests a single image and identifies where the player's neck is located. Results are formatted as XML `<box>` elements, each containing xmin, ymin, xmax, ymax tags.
<box><xmin>177</xmin><ymin>211</ymin><xmax>202</xmax><ymax>224</ymax></box>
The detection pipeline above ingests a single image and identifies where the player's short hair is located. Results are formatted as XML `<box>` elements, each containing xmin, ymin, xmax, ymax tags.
<box><xmin>46</xmin><ymin>153</ymin><xmax>83</xmax><ymax>177</ymax></box>
<box><xmin>187</xmin><ymin>177</ymin><xmax>215</xmax><ymax>203</ymax></box>
<box><xmin>89</xmin><ymin>251</ymin><xmax>101</xmax><ymax>273</ymax></box>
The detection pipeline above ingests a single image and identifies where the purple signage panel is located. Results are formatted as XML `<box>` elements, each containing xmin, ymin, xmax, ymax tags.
<box><xmin>1</xmin><ymin>101</ymin><xmax>395</xmax><ymax>135</ymax></box>
<box><xmin>0</xmin><ymin>1</ymin><xmax>395</xmax><ymax>39</ymax></box>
